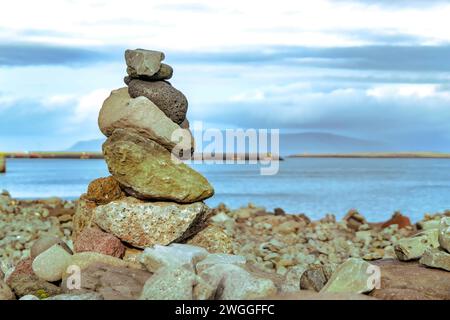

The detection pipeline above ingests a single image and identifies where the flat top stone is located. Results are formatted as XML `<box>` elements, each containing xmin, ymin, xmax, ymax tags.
<box><xmin>125</xmin><ymin>49</ymin><xmax>165</xmax><ymax>77</ymax></box>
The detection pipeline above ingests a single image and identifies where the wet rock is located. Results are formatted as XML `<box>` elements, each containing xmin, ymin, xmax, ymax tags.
<box><xmin>99</xmin><ymin>88</ymin><xmax>192</xmax><ymax>152</ymax></box>
<box><xmin>140</xmin><ymin>267</ymin><xmax>198</xmax><ymax>300</ymax></box>
<box><xmin>74</xmin><ymin>227</ymin><xmax>126</xmax><ymax>258</ymax></box>
<box><xmin>103</xmin><ymin>129</ymin><xmax>213</xmax><ymax>203</ymax></box>
<box><xmin>140</xmin><ymin>244</ymin><xmax>208</xmax><ymax>273</ymax></box>
<box><xmin>438</xmin><ymin>217</ymin><xmax>450</xmax><ymax>253</ymax></box>
<box><xmin>62</xmin><ymin>263</ymin><xmax>151</xmax><ymax>300</ymax></box>
<box><xmin>198</xmin><ymin>264</ymin><xmax>277</xmax><ymax>300</ymax></box>
<box><xmin>394</xmin><ymin>229</ymin><xmax>440</xmax><ymax>261</ymax></box>
<box><xmin>125</xmin><ymin>49</ymin><xmax>164</xmax><ymax>78</ymax></box>
<box><xmin>32</xmin><ymin>244</ymin><xmax>72</xmax><ymax>282</ymax></box>
<box><xmin>320</xmin><ymin>258</ymin><xmax>377</xmax><ymax>294</ymax></box>
<box><xmin>128</xmin><ymin>79</ymin><xmax>187</xmax><ymax>124</ymax></box>
<box><xmin>370</xmin><ymin>259</ymin><xmax>450</xmax><ymax>300</ymax></box>
<box><xmin>0</xmin><ymin>278</ymin><xmax>15</xmax><ymax>300</ymax></box>
<box><xmin>86</xmin><ymin>176</ymin><xmax>124</xmax><ymax>205</ymax></box>
<box><xmin>419</xmin><ymin>248</ymin><xmax>450</xmax><ymax>272</ymax></box>
<box><xmin>186</xmin><ymin>225</ymin><xmax>234</xmax><ymax>254</ymax></box>
<box><xmin>30</xmin><ymin>236</ymin><xmax>72</xmax><ymax>259</ymax></box>
<box><xmin>95</xmin><ymin>198</ymin><xmax>209</xmax><ymax>248</ymax></box>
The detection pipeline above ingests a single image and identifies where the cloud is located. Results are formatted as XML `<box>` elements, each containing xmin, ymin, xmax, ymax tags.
<box><xmin>0</xmin><ymin>42</ymin><xmax>116</xmax><ymax>66</ymax></box>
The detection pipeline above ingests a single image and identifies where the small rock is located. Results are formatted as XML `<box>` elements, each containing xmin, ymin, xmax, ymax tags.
<box><xmin>343</xmin><ymin>210</ymin><xmax>367</xmax><ymax>231</ymax></box>
<box><xmin>438</xmin><ymin>217</ymin><xmax>450</xmax><ymax>253</ymax></box>
<box><xmin>0</xmin><ymin>278</ymin><xmax>15</xmax><ymax>300</ymax></box>
<box><xmin>186</xmin><ymin>225</ymin><xmax>234</xmax><ymax>254</ymax></box>
<box><xmin>419</xmin><ymin>248</ymin><xmax>450</xmax><ymax>272</ymax></box>
<box><xmin>281</xmin><ymin>265</ymin><xmax>307</xmax><ymax>293</ymax></box>
<box><xmin>128</xmin><ymin>79</ymin><xmax>188</xmax><ymax>124</ymax></box>
<box><xmin>8</xmin><ymin>274</ymin><xmax>61</xmax><ymax>298</ymax></box>
<box><xmin>72</xmin><ymin>195</ymin><xmax>98</xmax><ymax>240</ymax></box>
<box><xmin>140</xmin><ymin>244</ymin><xmax>208</xmax><ymax>273</ymax></box>
<box><xmin>74</xmin><ymin>227</ymin><xmax>126</xmax><ymax>258</ymax></box>
<box><xmin>418</xmin><ymin>219</ymin><xmax>441</xmax><ymax>230</ymax></box>
<box><xmin>196</xmin><ymin>254</ymin><xmax>246</xmax><ymax>273</ymax></box>
<box><xmin>198</xmin><ymin>264</ymin><xmax>277</xmax><ymax>300</ymax></box>
<box><xmin>19</xmin><ymin>295</ymin><xmax>39</xmax><ymax>300</ymax></box>
<box><xmin>32</xmin><ymin>244</ymin><xmax>73</xmax><ymax>282</ymax></box>
<box><xmin>45</xmin><ymin>293</ymin><xmax>104</xmax><ymax>300</ymax></box>
<box><xmin>123</xmin><ymin>247</ymin><xmax>143</xmax><ymax>264</ymax></box>
<box><xmin>61</xmin><ymin>263</ymin><xmax>151</xmax><ymax>300</ymax></box>
<box><xmin>320</xmin><ymin>258</ymin><xmax>378</xmax><ymax>294</ymax></box>
<box><xmin>394</xmin><ymin>229</ymin><xmax>440</xmax><ymax>261</ymax></box>
<box><xmin>94</xmin><ymin>198</ymin><xmax>210</xmax><ymax>248</ymax></box>
<box><xmin>125</xmin><ymin>49</ymin><xmax>164</xmax><ymax>78</ymax></box>
<box><xmin>103</xmin><ymin>129</ymin><xmax>213</xmax><ymax>203</ymax></box>
<box><xmin>300</xmin><ymin>265</ymin><xmax>331</xmax><ymax>292</ymax></box>
<box><xmin>140</xmin><ymin>267</ymin><xmax>198</xmax><ymax>300</ymax></box>
<box><xmin>381</xmin><ymin>212</ymin><xmax>411</xmax><ymax>229</ymax></box>
<box><xmin>30</xmin><ymin>236</ymin><xmax>72</xmax><ymax>259</ymax></box>
<box><xmin>124</xmin><ymin>63</ymin><xmax>173</xmax><ymax>83</ymax></box>
<box><xmin>86</xmin><ymin>176</ymin><xmax>124</xmax><ymax>205</ymax></box>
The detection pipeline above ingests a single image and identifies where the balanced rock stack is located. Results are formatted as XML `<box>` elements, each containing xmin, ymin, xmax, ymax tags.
<box><xmin>73</xmin><ymin>49</ymin><xmax>217</xmax><ymax>253</ymax></box>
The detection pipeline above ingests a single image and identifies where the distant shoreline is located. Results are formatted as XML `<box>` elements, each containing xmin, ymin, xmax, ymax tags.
<box><xmin>289</xmin><ymin>152</ymin><xmax>450</xmax><ymax>159</ymax></box>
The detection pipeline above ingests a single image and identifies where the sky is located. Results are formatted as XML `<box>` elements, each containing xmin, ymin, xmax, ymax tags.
<box><xmin>1</xmin><ymin>0</ymin><xmax>450</xmax><ymax>151</ymax></box>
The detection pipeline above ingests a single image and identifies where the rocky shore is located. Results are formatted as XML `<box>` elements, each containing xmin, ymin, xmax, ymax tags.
<box><xmin>1</xmin><ymin>191</ymin><xmax>449</xmax><ymax>300</ymax></box>
<box><xmin>1</xmin><ymin>48</ymin><xmax>449</xmax><ymax>301</ymax></box>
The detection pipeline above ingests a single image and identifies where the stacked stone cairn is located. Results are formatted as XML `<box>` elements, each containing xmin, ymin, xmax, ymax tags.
<box><xmin>0</xmin><ymin>49</ymin><xmax>278</xmax><ymax>300</ymax></box>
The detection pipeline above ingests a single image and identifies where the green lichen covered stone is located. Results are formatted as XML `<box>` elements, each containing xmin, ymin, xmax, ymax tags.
<box><xmin>103</xmin><ymin>129</ymin><xmax>214</xmax><ymax>203</ymax></box>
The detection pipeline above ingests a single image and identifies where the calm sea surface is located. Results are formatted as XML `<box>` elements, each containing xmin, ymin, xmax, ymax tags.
<box><xmin>1</xmin><ymin>158</ymin><xmax>450</xmax><ymax>222</ymax></box>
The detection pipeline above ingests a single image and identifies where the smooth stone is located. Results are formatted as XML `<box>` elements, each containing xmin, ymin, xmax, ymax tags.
<box><xmin>64</xmin><ymin>252</ymin><xmax>142</xmax><ymax>277</ymax></box>
<box><xmin>99</xmin><ymin>88</ymin><xmax>192</xmax><ymax>153</ymax></box>
<box><xmin>124</xmin><ymin>63</ymin><xmax>173</xmax><ymax>83</ymax></box>
<box><xmin>186</xmin><ymin>225</ymin><xmax>234</xmax><ymax>254</ymax></box>
<box><xmin>438</xmin><ymin>217</ymin><xmax>450</xmax><ymax>253</ymax></box>
<box><xmin>140</xmin><ymin>267</ymin><xmax>199</xmax><ymax>300</ymax></box>
<box><xmin>94</xmin><ymin>198</ymin><xmax>209</xmax><ymax>248</ymax></box>
<box><xmin>198</xmin><ymin>264</ymin><xmax>277</xmax><ymax>300</ymax></box>
<box><xmin>419</xmin><ymin>248</ymin><xmax>450</xmax><ymax>271</ymax></box>
<box><xmin>86</xmin><ymin>176</ymin><xmax>124</xmax><ymax>205</ymax></box>
<box><xmin>139</xmin><ymin>244</ymin><xmax>208</xmax><ymax>273</ymax></box>
<box><xmin>125</xmin><ymin>49</ymin><xmax>164</xmax><ymax>77</ymax></box>
<box><xmin>281</xmin><ymin>265</ymin><xmax>307</xmax><ymax>293</ymax></box>
<box><xmin>103</xmin><ymin>129</ymin><xmax>213</xmax><ymax>203</ymax></box>
<box><xmin>45</xmin><ymin>293</ymin><xmax>104</xmax><ymax>300</ymax></box>
<box><xmin>74</xmin><ymin>227</ymin><xmax>126</xmax><ymax>258</ymax></box>
<box><xmin>394</xmin><ymin>229</ymin><xmax>440</xmax><ymax>261</ymax></box>
<box><xmin>320</xmin><ymin>258</ymin><xmax>377</xmax><ymax>294</ymax></box>
<box><xmin>418</xmin><ymin>219</ymin><xmax>441</xmax><ymax>230</ymax></box>
<box><xmin>32</xmin><ymin>244</ymin><xmax>73</xmax><ymax>282</ymax></box>
<box><xmin>30</xmin><ymin>236</ymin><xmax>73</xmax><ymax>259</ymax></box>
<box><xmin>19</xmin><ymin>295</ymin><xmax>39</xmax><ymax>300</ymax></box>
<box><xmin>61</xmin><ymin>263</ymin><xmax>151</xmax><ymax>300</ymax></box>
<box><xmin>128</xmin><ymin>79</ymin><xmax>187</xmax><ymax>124</ymax></box>
<box><xmin>370</xmin><ymin>259</ymin><xmax>450</xmax><ymax>300</ymax></box>
<box><xmin>196</xmin><ymin>254</ymin><xmax>246</xmax><ymax>273</ymax></box>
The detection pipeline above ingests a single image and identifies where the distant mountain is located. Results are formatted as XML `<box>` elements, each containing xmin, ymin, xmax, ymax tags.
<box><xmin>279</xmin><ymin>132</ymin><xmax>389</xmax><ymax>156</ymax></box>
<box><xmin>66</xmin><ymin>139</ymin><xmax>104</xmax><ymax>152</ymax></box>
<box><xmin>65</xmin><ymin>132</ymin><xmax>388</xmax><ymax>155</ymax></box>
